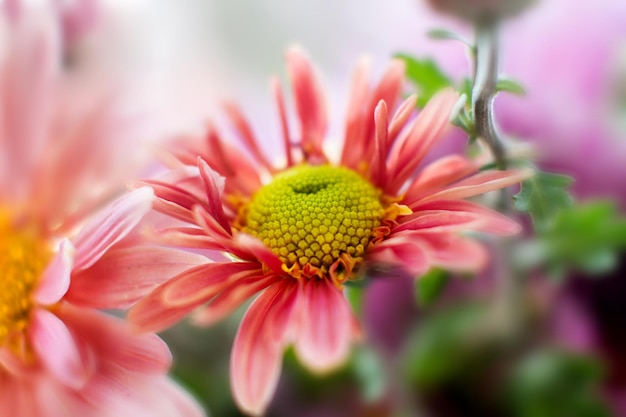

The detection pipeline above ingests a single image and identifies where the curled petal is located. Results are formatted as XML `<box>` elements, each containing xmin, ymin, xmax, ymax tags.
<box><xmin>72</xmin><ymin>187</ymin><xmax>154</xmax><ymax>270</ymax></box>
<box><xmin>34</xmin><ymin>238</ymin><xmax>75</xmax><ymax>305</ymax></box>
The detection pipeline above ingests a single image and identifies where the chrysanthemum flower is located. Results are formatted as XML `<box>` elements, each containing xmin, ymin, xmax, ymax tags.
<box><xmin>123</xmin><ymin>48</ymin><xmax>530</xmax><ymax>415</ymax></box>
<box><xmin>0</xmin><ymin>5</ymin><xmax>204</xmax><ymax>416</ymax></box>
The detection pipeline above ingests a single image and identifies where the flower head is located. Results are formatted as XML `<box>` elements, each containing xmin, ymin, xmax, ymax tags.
<box><xmin>124</xmin><ymin>48</ymin><xmax>529</xmax><ymax>415</ymax></box>
<box><xmin>0</xmin><ymin>4</ymin><xmax>204</xmax><ymax>416</ymax></box>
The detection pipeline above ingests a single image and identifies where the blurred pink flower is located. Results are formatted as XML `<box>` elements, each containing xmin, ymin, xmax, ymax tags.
<box><xmin>94</xmin><ymin>48</ymin><xmax>528</xmax><ymax>415</ymax></box>
<box><xmin>0</xmin><ymin>4</ymin><xmax>204</xmax><ymax>416</ymax></box>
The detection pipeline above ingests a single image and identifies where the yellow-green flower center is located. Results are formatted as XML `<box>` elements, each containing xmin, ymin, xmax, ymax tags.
<box><xmin>0</xmin><ymin>214</ymin><xmax>50</xmax><ymax>347</ymax></box>
<box><xmin>244</xmin><ymin>165</ymin><xmax>384</xmax><ymax>272</ymax></box>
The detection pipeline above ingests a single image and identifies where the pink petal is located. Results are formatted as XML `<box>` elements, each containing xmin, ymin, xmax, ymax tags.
<box><xmin>58</xmin><ymin>305</ymin><xmax>172</xmax><ymax>374</ymax></box>
<box><xmin>34</xmin><ymin>238</ymin><xmax>75</xmax><ymax>305</ymax></box>
<box><xmin>231</xmin><ymin>279</ymin><xmax>299</xmax><ymax>416</ymax></box>
<box><xmin>223</xmin><ymin>101</ymin><xmax>273</xmax><ymax>172</ymax></box>
<box><xmin>128</xmin><ymin>293</ymin><xmax>201</xmax><ymax>333</ymax></box>
<box><xmin>66</xmin><ymin>246</ymin><xmax>209</xmax><ymax>309</ymax></box>
<box><xmin>271</xmin><ymin>77</ymin><xmax>294</xmax><ymax>167</ymax></box>
<box><xmin>192</xmin><ymin>274</ymin><xmax>278</xmax><ymax>326</ymax></box>
<box><xmin>387</xmin><ymin>89</ymin><xmax>460</xmax><ymax>192</ymax></box>
<box><xmin>293</xmin><ymin>279</ymin><xmax>356</xmax><ymax>372</ymax></box>
<box><xmin>235</xmin><ymin>233</ymin><xmax>284</xmax><ymax>275</ymax></box>
<box><xmin>419</xmin><ymin>234</ymin><xmax>489</xmax><ymax>272</ymax></box>
<box><xmin>370</xmin><ymin>100</ymin><xmax>388</xmax><ymax>187</ymax></box>
<box><xmin>419</xmin><ymin>168</ymin><xmax>534</xmax><ymax>202</ymax></box>
<box><xmin>404</xmin><ymin>155</ymin><xmax>479</xmax><ymax>205</ymax></box>
<box><xmin>410</xmin><ymin>200</ymin><xmax>521</xmax><ymax>236</ymax></box>
<box><xmin>197</xmin><ymin>157</ymin><xmax>231</xmax><ymax>232</ymax></box>
<box><xmin>28</xmin><ymin>308</ymin><xmax>87</xmax><ymax>389</ymax></box>
<box><xmin>286</xmin><ymin>47</ymin><xmax>328</xmax><ymax>161</ymax></box>
<box><xmin>162</xmin><ymin>262</ymin><xmax>260</xmax><ymax>307</ymax></box>
<box><xmin>367</xmin><ymin>235</ymin><xmax>431</xmax><ymax>277</ymax></box>
<box><xmin>72</xmin><ymin>187</ymin><xmax>154</xmax><ymax>270</ymax></box>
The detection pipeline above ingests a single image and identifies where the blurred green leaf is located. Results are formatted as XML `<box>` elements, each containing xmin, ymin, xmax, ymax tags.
<box><xmin>508</xmin><ymin>349</ymin><xmax>611</xmax><ymax>417</ymax></box>
<box><xmin>404</xmin><ymin>304</ymin><xmax>487</xmax><ymax>388</ymax></box>
<box><xmin>416</xmin><ymin>268</ymin><xmax>450</xmax><ymax>307</ymax></box>
<box><xmin>345</xmin><ymin>284</ymin><xmax>366</xmax><ymax>316</ymax></box>
<box><xmin>350</xmin><ymin>347</ymin><xmax>387</xmax><ymax>402</ymax></box>
<box><xmin>394</xmin><ymin>53</ymin><xmax>453</xmax><ymax>108</ymax></box>
<box><xmin>540</xmin><ymin>201</ymin><xmax>626</xmax><ymax>275</ymax></box>
<box><xmin>427</xmin><ymin>29</ymin><xmax>472</xmax><ymax>46</ymax></box>
<box><xmin>513</xmin><ymin>169</ymin><xmax>574</xmax><ymax>232</ymax></box>
<box><xmin>496</xmin><ymin>77</ymin><xmax>526</xmax><ymax>96</ymax></box>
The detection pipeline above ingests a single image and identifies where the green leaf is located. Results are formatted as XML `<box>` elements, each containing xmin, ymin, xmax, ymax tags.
<box><xmin>508</xmin><ymin>349</ymin><xmax>611</xmax><ymax>417</ymax></box>
<box><xmin>394</xmin><ymin>53</ymin><xmax>453</xmax><ymax>108</ymax></box>
<box><xmin>541</xmin><ymin>201</ymin><xmax>626</xmax><ymax>275</ymax></box>
<box><xmin>403</xmin><ymin>304</ymin><xmax>486</xmax><ymax>388</ymax></box>
<box><xmin>512</xmin><ymin>169</ymin><xmax>574</xmax><ymax>232</ymax></box>
<box><xmin>427</xmin><ymin>29</ymin><xmax>471</xmax><ymax>46</ymax></box>
<box><xmin>416</xmin><ymin>268</ymin><xmax>450</xmax><ymax>307</ymax></box>
<box><xmin>345</xmin><ymin>284</ymin><xmax>366</xmax><ymax>316</ymax></box>
<box><xmin>496</xmin><ymin>77</ymin><xmax>526</xmax><ymax>96</ymax></box>
<box><xmin>350</xmin><ymin>347</ymin><xmax>387</xmax><ymax>402</ymax></box>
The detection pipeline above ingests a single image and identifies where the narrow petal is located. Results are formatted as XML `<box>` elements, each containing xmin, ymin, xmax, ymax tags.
<box><xmin>367</xmin><ymin>235</ymin><xmax>431</xmax><ymax>277</ymax></box>
<box><xmin>271</xmin><ymin>77</ymin><xmax>294</xmax><ymax>167</ymax></box>
<box><xmin>404</xmin><ymin>154</ymin><xmax>479</xmax><ymax>205</ymax></box>
<box><xmin>286</xmin><ymin>47</ymin><xmax>328</xmax><ymax>161</ymax></box>
<box><xmin>192</xmin><ymin>274</ymin><xmax>278</xmax><ymax>326</ymax></box>
<box><xmin>231</xmin><ymin>280</ymin><xmax>299</xmax><ymax>416</ymax></box>
<box><xmin>34</xmin><ymin>238</ymin><xmax>75</xmax><ymax>305</ymax></box>
<box><xmin>72</xmin><ymin>187</ymin><xmax>154</xmax><ymax>270</ymax></box>
<box><xmin>387</xmin><ymin>89</ymin><xmax>459</xmax><ymax>192</ymax></box>
<box><xmin>67</xmin><ymin>246</ymin><xmax>209</xmax><ymax>309</ymax></box>
<box><xmin>370</xmin><ymin>100</ymin><xmax>388</xmax><ymax>187</ymax></box>
<box><xmin>223</xmin><ymin>101</ymin><xmax>273</xmax><ymax>172</ymax></box>
<box><xmin>235</xmin><ymin>233</ymin><xmax>284</xmax><ymax>275</ymax></box>
<box><xmin>197</xmin><ymin>157</ymin><xmax>231</xmax><ymax>232</ymax></box>
<box><xmin>418</xmin><ymin>169</ymin><xmax>534</xmax><ymax>203</ymax></box>
<box><xmin>293</xmin><ymin>279</ymin><xmax>357</xmax><ymax>372</ymax></box>
<box><xmin>162</xmin><ymin>262</ymin><xmax>260</xmax><ymax>307</ymax></box>
<box><xmin>409</xmin><ymin>200</ymin><xmax>521</xmax><ymax>236</ymax></box>
<box><xmin>28</xmin><ymin>309</ymin><xmax>87</xmax><ymax>389</ymax></box>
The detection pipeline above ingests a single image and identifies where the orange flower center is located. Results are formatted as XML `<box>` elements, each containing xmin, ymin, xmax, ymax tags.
<box><xmin>241</xmin><ymin>165</ymin><xmax>385</xmax><ymax>277</ymax></box>
<box><xmin>0</xmin><ymin>213</ymin><xmax>50</xmax><ymax>348</ymax></box>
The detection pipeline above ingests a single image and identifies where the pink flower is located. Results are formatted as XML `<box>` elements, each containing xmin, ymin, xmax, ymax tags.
<box><xmin>0</xmin><ymin>5</ymin><xmax>204</xmax><ymax>416</ymax></box>
<box><xmin>113</xmin><ymin>48</ymin><xmax>528</xmax><ymax>415</ymax></box>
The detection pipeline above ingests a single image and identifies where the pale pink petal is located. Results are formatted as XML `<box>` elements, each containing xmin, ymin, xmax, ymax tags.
<box><xmin>223</xmin><ymin>101</ymin><xmax>273</xmax><ymax>172</ymax></box>
<box><xmin>28</xmin><ymin>308</ymin><xmax>87</xmax><ymax>389</ymax></box>
<box><xmin>293</xmin><ymin>279</ymin><xmax>357</xmax><ymax>372</ymax></box>
<box><xmin>34</xmin><ymin>238</ymin><xmax>75</xmax><ymax>305</ymax></box>
<box><xmin>72</xmin><ymin>187</ymin><xmax>154</xmax><ymax>270</ymax></box>
<box><xmin>341</xmin><ymin>57</ymin><xmax>371</xmax><ymax>168</ymax></box>
<box><xmin>67</xmin><ymin>246</ymin><xmax>209</xmax><ymax>309</ymax></box>
<box><xmin>231</xmin><ymin>279</ymin><xmax>299</xmax><ymax>416</ymax></box>
<box><xmin>419</xmin><ymin>234</ymin><xmax>489</xmax><ymax>272</ymax></box>
<box><xmin>388</xmin><ymin>94</ymin><xmax>418</xmax><ymax>145</ymax></box>
<box><xmin>58</xmin><ymin>305</ymin><xmax>172</xmax><ymax>374</ymax></box>
<box><xmin>418</xmin><ymin>168</ymin><xmax>534</xmax><ymax>203</ymax></box>
<box><xmin>286</xmin><ymin>47</ymin><xmax>328</xmax><ymax>161</ymax></box>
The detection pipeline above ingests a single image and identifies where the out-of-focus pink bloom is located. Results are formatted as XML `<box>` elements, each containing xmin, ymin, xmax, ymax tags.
<box><xmin>92</xmin><ymin>48</ymin><xmax>528</xmax><ymax>415</ymax></box>
<box><xmin>0</xmin><ymin>4</ymin><xmax>204</xmax><ymax>416</ymax></box>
